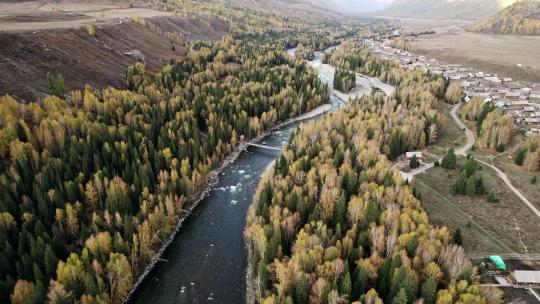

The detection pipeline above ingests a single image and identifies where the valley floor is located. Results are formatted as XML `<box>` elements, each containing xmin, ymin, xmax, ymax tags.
<box><xmin>397</xmin><ymin>17</ymin><xmax>540</xmax><ymax>83</ymax></box>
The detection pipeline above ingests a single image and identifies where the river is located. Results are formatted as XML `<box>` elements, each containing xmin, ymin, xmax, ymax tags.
<box><xmin>127</xmin><ymin>47</ymin><xmax>392</xmax><ymax>304</ymax></box>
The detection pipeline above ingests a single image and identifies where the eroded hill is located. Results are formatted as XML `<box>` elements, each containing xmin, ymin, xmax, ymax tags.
<box><xmin>0</xmin><ymin>1</ymin><xmax>228</xmax><ymax>101</ymax></box>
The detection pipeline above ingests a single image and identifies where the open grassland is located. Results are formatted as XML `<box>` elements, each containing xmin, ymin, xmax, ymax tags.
<box><xmin>396</xmin><ymin>18</ymin><xmax>540</xmax><ymax>83</ymax></box>
<box><xmin>413</xmin><ymin>162</ymin><xmax>540</xmax><ymax>256</ymax></box>
<box><xmin>415</xmin><ymin>31</ymin><xmax>540</xmax><ymax>83</ymax></box>
<box><xmin>494</xmin><ymin>156</ymin><xmax>540</xmax><ymax>210</ymax></box>
<box><xmin>462</xmin><ymin>114</ymin><xmax>540</xmax><ymax>211</ymax></box>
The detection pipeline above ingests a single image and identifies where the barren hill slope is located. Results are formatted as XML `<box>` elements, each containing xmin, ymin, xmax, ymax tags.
<box><xmin>0</xmin><ymin>0</ymin><xmax>340</xmax><ymax>102</ymax></box>
<box><xmin>0</xmin><ymin>15</ymin><xmax>227</xmax><ymax>101</ymax></box>
<box><xmin>0</xmin><ymin>0</ymin><xmax>231</xmax><ymax>101</ymax></box>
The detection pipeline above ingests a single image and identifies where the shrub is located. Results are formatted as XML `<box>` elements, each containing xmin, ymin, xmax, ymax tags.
<box><xmin>487</xmin><ymin>191</ymin><xmax>499</xmax><ymax>203</ymax></box>
<box><xmin>514</xmin><ymin>148</ymin><xmax>526</xmax><ymax>166</ymax></box>
<box><xmin>87</xmin><ymin>24</ymin><xmax>95</xmax><ymax>36</ymax></box>
<box><xmin>453</xmin><ymin>228</ymin><xmax>462</xmax><ymax>245</ymax></box>
<box><xmin>46</xmin><ymin>72</ymin><xmax>65</xmax><ymax>97</ymax></box>
<box><xmin>441</xmin><ymin>148</ymin><xmax>457</xmax><ymax>169</ymax></box>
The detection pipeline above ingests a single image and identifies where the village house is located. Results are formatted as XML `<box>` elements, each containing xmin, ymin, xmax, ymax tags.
<box><xmin>509</xmin><ymin>100</ymin><xmax>530</xmax><ymax>106</ymax></box>
<box><xmin>495</xmin><ymin>100</ymin><xmax>507</xmax><ymax>108</ymax></box>
<box><xmin>485</xmin><ymin>76</ymin><xmax>502</xmax><ymax>84</ymax></box>
<box><xmin>523</xmin><ymin>106</ymin><xmax>536</xmax><ymax>112</ymax></box>
<box><xmin>506</xmin><ymin>91</ymin><xmax>521</xmax><ymax>99</ymax></box>
<box><xmin>511</xmin><ymin>271</ymin><xmax>540</xmax><ymax>288</ymax></box>
<box><xmin>524</xmin><ymin>117</ymin><xmax>540</xmax><ymax>125</ymax></box>
<box><xmin>530</xmin><ymin>91</ymin><xmax>540</xmax><ymax>100</ymax></box>
<box><xmin>467</xmin><ymin>92</ymin><xmax>490</xmax><ymax>98</ymax></box>
<box><xmin>368</xmin><ymin>38</ymin><xmax>540</xmax><ymax>135</ymax></box>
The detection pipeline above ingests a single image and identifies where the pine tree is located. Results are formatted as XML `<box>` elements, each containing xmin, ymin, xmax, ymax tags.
<box><xmin>389</xmin><ymin>267</ymin><xmax>416</xmax><ymax>304</ymax></box>
<box><xmin>487</xmin><ymin>191</ymin><xmax>499</xmax><ymax>203</ymax></box>
<box><xmin>462</xmin><ymin>159</ymin><xmax>477</xmax><ymax>177</ymax></box>
<box><xmin>441</xmin><ymin>148</ymin><xmax>456</xmax><ymax>169</ymax></box>
<box><xmin>421</xmin><ymin>278</ymin><xmax>437</xmax><ymax>304</ymax></box>
<box><xmin>514</xmin><ymin>149</ymin><xmax>526</xmax><ymax>166</ymax></box>
<box><xmin>258</xmin><ymin>261</ymin><xmax>268</xmax><ymax>295</ymax></box>
<box><xmin>46</xmin><ymin>73</ymin><xmax>65</xmax><ymax>97</ymax></box>
<box><xmin>364</xmin><ymin>200</ymin><xmax>380</xmax><ymax>228</ymax></box>
<box><xmin>376</xmin><ymin>259</ymin><xmax>391</xmax><ymax>299</ymax></box>
<box><xmin>392</xmin><ymin>288</ymin><xmax>408</xmax><ymax>304</ymax></box>
<box><xmin>294</xmin><ymin>273</ymin><xmax>309</xmax><ymax>304</ymax></box>
<box><xmin>334</xmin><ymin>191</ymin><xmax>347</xmax><ymax>228</ymax></box>
<box><xmin>340</xmin><ymin>270</ymin><xmax>352</xmax><ymax>296</ymax></box>
<box><xmin>476</xmin><ymin>176</ymin><xmax>486</xmax><ymax>194</ymax></box>
<box><xmin>265</xmin><ymin>227</ymin><xmax>280</xmax><ymax>264</ymax></box>
<box><xmin>466</xmin><ymin>175</ymin><xmax>477</xmax><ymax>196</ymax></box>
<box><xmin>452</xmin><ymin>172</ymin><xmax>468</xmax><ymax>194</ymax></box>
<box><xmin>409</xmin><ymin>155</ymin><xmax>420</xmax><ymax>169</ymax></box>
<box><xmin>353</xmin><ymin>266</ymin><xmax>369</xmax><ymax>299</ymax></box>
<box><xmin>453</xmin><ymin>228</ymin><xmax>463</xmax><ymax>246</ymax></box>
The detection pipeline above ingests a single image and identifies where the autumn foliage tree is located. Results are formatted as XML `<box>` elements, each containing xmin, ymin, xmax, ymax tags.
<box><xmin>0</xmin><ymin>28</ymin><xmax>329</xmax><ymax>303</ymax></box>
<box><xmin>245</xmin><ymin>47</ymin><xmax>486</xmax><ymax>304</ymax></box>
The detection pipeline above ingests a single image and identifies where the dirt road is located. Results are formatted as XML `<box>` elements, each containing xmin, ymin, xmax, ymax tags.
<box><xmin>403</xmin><ymin>102</ymin><xmax>540</xmax><ymax>221</ymax></box>
<box><xmin>400</xmin><ymin>102</ymin><xmax>473</xmax><ymax>181</ymax></box>
<box><xmin>477</xmin><ymin>158</ymin><xmax>540</xmax><ymax>219</ymax></box>
<box><xmin>450</xmin><ymin>103</ymin><xmax>476</xmax><ymax>156</ymax></box>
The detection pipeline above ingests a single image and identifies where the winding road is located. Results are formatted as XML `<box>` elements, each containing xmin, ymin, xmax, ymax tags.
<box><xmin>400</xmin><ymin>102</ymin><xmax>540</xmax><ymax>220</ymax></box>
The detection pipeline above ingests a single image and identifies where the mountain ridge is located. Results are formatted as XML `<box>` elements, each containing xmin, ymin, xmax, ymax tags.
<box><xmin>378</xmin><ymin>0</ymin><xmax>518</xmax><ymax>20</ymax></box>
<box><xmin>470</xmin><ymin>0</ymin><xmax>540</xmax><ymax>34</ymax></box>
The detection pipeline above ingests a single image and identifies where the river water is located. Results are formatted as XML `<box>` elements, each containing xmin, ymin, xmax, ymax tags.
<box><xmin>127</xmin><ymin>48</ymin><xmax>389</xmax><ymax>304</ymax></box>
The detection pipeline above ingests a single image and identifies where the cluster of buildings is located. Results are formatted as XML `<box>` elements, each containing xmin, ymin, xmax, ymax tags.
<box><xmin>364</xmin><ymin>38</ymin><xmax>540</xmax><ymax>136</ymax></box>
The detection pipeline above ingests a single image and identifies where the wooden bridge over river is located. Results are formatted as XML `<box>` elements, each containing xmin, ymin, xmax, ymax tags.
<box><xmin>246</xmin><ymin>142</ymin><xmax>282</xmax><ymax>151</ymax></box>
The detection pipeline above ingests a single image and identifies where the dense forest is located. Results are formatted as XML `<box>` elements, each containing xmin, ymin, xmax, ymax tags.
<box><xmin>333</xmin><ymin>68</ymin><xmax>356</xmax><ymax>93</ymax></box>
<box><xmin>514</xmin><ymin>134</ymin><xmax>540</xmax><ymax>171</ymax></box>
<box><xmin>325</xmin><ymin>42</ymin><xmax>447</xmax><ymax>93</ymax></box>
<box><xmin>461</xmin><ymin>98</ymin><xmax>513</xmax><ymax>151</ymax></box>
<box><xmin>245</xmin><ymin>45</ymin><xmax>493</xmax><ymax>304</ymax></box>
<box><xmin>0</xmin><ymin>22</ymin><xmax>334</xmax><ymax>303</ymax></box>
<box><xmin>389</xmin><ymin>37</ymin><xmax>416</xmax><ymax>52</ymax></box>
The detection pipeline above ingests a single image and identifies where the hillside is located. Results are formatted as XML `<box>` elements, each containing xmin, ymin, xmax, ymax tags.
<box><xmin>470</xmin><ymin>0</ymin><xmax>540</xmax><ymax>34</ymax></box>
<box><xmin>0</xmin><ymin>16</ymin><xmax>227</xmax><ymax>101</ymax></box>
<box><xmin>310</xmin><ymin>0</ymin><xmax>390</xmax><ymax>12</ymax></box>
<box><xmin>379</xmin><ymin>0</ymin><xmax>518</xmax><ymax>20</ymax></box>
<box><xmin>209</xmin><ymin>0</ymin><xmax>343</xmax><ymax>20</ymax></box>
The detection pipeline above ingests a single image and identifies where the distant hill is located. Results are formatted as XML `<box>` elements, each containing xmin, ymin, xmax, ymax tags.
<box><xmin>470</xmin><ymin>0</ymin><xmax>540</xmax><ymax>34</ymax></box>
<box><xmin>310</xmin><ymin>0</ymin><xmax>391</xmax><ymax>13</ymax></box>
<box><xmin>217</xmin><ymin>0</ymin><xmax>343</xmax><ymax>20</ymax></box>
<box><xmin>378</xmin><ymin>0</ymin><xmax>518</xmax><ymax>20</ymax></box>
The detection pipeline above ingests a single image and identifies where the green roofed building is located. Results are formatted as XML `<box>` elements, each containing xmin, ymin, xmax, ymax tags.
<box><xmin>489</xmin><ymin>255</ymin><xmax>507</xmax><ymax>270</ymax></box>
